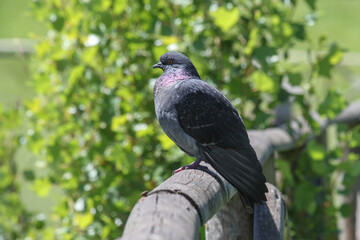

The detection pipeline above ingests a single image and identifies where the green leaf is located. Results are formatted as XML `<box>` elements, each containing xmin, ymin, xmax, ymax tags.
<box><xmin>68</xmin><ymin>65</ymin><xmax>85</xmax><ymax>88</ymax></box>
<box><xmin>282</xmin><ymin>22</ymin><xmax>293</xmax><ymax>37</ymax></box>
<box><xmin>105</xmin><ymin>74</ymin><xmax>120</xmax><ymax>89</ymax></box>
<box><xmin>318</xmin><ymin>89</ymin><xmax>347</xmax><ymax>119</ymax></box>
<box><xmin>292</xmin><ymin>23</ymin><xmax>305</xmax><ymax>40</ymax></box>
<box><xmin>307</xmin><ymin>140</ymin><xmax>326</xmax><ymax>161</ymax></box>
<box><xmin>348</xmin><ymin>159</ymin><xmax>360</xmax><ymax>177</ymax></box>
<box><xmin>311</xmin><ymin>161</ymin><xmax>327</xmax><ymax>175</ymax></box>
<box><xmin>23</xmin><ymin>169</ymin><xmax>35</xmax><ymax>181</ymax></box>
<box><xmin>102</xmin><ymin>225</ymin><xmax>110</xmax><ymax>238</ymax></box>
<box><xmin>277</xmin><ymin>159</ymin><xmax>294</xmax><ymax>184</ymax></box>
<box><xmin>304</xmin><ymin>0</ymin><xmax>316</xmax><ymax>10</ymax></box>
<box><xmin>74</xmin><ymin>212</ymin><xmax>94</xmax><ymax>230</ymax></box>
<box><xmin>250</xmin><ymin>71</ymin><xmax>275</xmax><ymax>93</ymax></box>
<box><xmin>210</xmin><ymin>7</ymin><xmax>240</xmax><ymax>32</ymax></box>
<box><xmin>294</xmin><ymin>182</ymin><xmax>317</xmax><ymax>212</ymax></box>
<box><xmin>33</xmin><ymin>178</ymin><xmax>51</xmax><ymax>197</ymax></box>
<box><xmin>318</xmin><ymin>44</ymin><xmax>343</xmax><ymax>77</ymax></box>
<box><xmin>161</xmin><ymin>36</ymin><xmax>178</xmax><ymax>46</ymax></box>
<box><xmin>244</xmin><ymin>27</ymin><xmax>259</xmax><ymax>55</ymax></box>
<box><xmin>111</xmin><ymin>115</ymin><xmax>127</xmax><ymax>131</ymax></box>
<box><xmin>350</xmin><ymin>129</ymin><xmax>360</xmax><ymax>148</ymax></box>
<box><xmin>50</xmin><ymin>14</ymin><xmax>64</xmax><ymax>31</ymax></box>
<box><xmin>158</xmin><ymin>133</ymin><xmax>175</xmax><ymax>150</ymax></box>
<box><xmin>329</xmin><ymin>49</ymin><xmax>343</xmax><ymax>65</ymax></box>
<box><xmin>114</xmin><ymin>0</ymin><xmax>127</xmax><ymax>14</ymax></box>
<box><xmin>153</xmin><ymin>46</ymin><xmax>167</xmax><ymax>61</ymax></box>
<box><xmin>81</xmin><ymin>46</ymin><xmax>99</xmax><ymax>65</ymax></box>
<box><xmin>339</xmin><ymin>204</ymin><xmax>351</xmax><ymax>217</ymax></box>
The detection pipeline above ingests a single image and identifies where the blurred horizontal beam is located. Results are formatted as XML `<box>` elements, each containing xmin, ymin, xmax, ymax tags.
<box><xmin>0</xmin><ymin>38</ymin><xmax>35</xmax><ymax>54</ymax></box>
<box><xmin>286</xmin><ymin>49</ymin><xmax>360</xmax><ymax>67</ymax></box>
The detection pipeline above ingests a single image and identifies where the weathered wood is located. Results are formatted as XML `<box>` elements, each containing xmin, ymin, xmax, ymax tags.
<box><xmin>356</xmin><ymin>177</ymin><xmax>360</xmax><ymax>240</ymax></box>
<box><xmin>338</xmin><ymin>159</ymin><xmax>360</xmax><ymax>240</ymax></box>
<box><xmin>205</xmin><ymin>183</ymin><xmax>287</xmax><ymax>240</ymax></box>
<box><xmin>254</xmin><ymin>183</ymin><xmax>286</xmax><ymax>240</ymax></box>
<box><xmin>332</xmin><ymin>101</ymin><xmax>360</xmax><ymax>240</ymax></box>
<box><xmin>205</xmin><ymin>193</ymin><xmax>253</xmax><ymax>240</ymax></box>
<box><xmin>337</xmin><ymin>172</ymin><xmax>358</xmax><ymax>240</ymax></box>
<box><xmin>248</xmin><ymin>120</ymin><xmax>309</xmax><ymax>166</ymax></box>
<box><xmin>331</xmin><ymin>99</ymin><xmax>360</xmax><ymax>125</ymax></box>
<box><xmin>122</xmin><ymin>192</ymin><xmax>200</xmax><ymax>240</ymax></box>
<box><xmin>122</xmin><ymin>164</ymin><xmax>237</xmax><ymax>240</ymax></box>
<box><xmin>262</xmin><ymin>157</ymin><xmax>276</xmax><ymax>185</ymax></box>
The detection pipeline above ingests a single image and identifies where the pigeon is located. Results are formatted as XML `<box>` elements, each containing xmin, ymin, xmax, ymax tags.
<box><xmin>152</xmin><ymin>51</ymin><xmax>268</xmax><ymax>212</ymax></box>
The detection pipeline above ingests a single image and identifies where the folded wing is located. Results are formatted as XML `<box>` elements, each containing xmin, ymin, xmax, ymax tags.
<box><xmin>174</xmin><ymin>79</ymin><xmax>267</xmax><ymax>205</ymax></box>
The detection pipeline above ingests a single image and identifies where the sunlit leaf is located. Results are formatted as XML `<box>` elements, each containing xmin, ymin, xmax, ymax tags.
<box><xmin>111</xmin><ymin>115</ymin><xmax>127</xmax><ymax>131</ymax></box>
<box><xmin>244</xmin><ymin>27</ymin><xmax>259</xmax><ymax>55</ymax></box>
<box><xmin>158</xmin><ymin>133</ymin><xmax>175</xmax><ymax>150</ymax></box>
<box><xmin>26</xmin><ymin>98</ymin><xmax>42</xmax><ymax>114</ymax></box>
<box><xmin>68</xmin><ymin>65</ymin><xmax>85</xmax><ymax>87</ymax></box>
<box><xmin>250</xmin><ymin>71</ymin><xmax>275</xmax><ymax>92</ymax></box>
<box><xmin>161</xmin><ymin>36</ymin><xmax>178</xmax><ymax>46</ymax></box>
<box><xmin>318</xmin><ymin>44</ymin><xmax>343</xmax><ymax>77</ymax></box>
<box><xmin>74</xmin><ymin>212</ymin><xmax>94</xmax><ymax>230</ymax></box>
<box><xmin>282</xmin><ymin>22</ymin><xmax>293</xmax><ymax>37</ymax></box>
<box><xmin>210</xmin><ymin>7</ymin><xmax>240</xmax><ymax>32</ymax></box>
<box><xmin>114</xmin><ymin>0</ymin><xmax>127</xmax><ymax>14</ymax></box>
<box><xmin>329</xmin><ymin>50</ymin><xmax>343</xmax><ymax>65</ymax></box>
<box><xmin>307</xmin><ymin>140</ymin><xmax>326</xmax><ymax>161</ymax></box>
<box><xmin>33</xmin><ymin>178</ymin><xmax>51</xmax><ymax>197</ymax></box>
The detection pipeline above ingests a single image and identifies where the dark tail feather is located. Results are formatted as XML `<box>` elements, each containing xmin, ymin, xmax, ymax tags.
<box><xmin>238</xmin><ymin>192</ymin><xmax>254</xmax><ymax>214</ymax></box>
<box><xmin>203</xmin><ymin>146</ymin><xmax>268</xmax><ymax>212</ymax></box>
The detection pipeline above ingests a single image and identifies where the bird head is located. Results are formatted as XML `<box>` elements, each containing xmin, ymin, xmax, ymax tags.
<box><xmin>152</xmin><ymin>51</ymin><xmax>201</xmax><ymax>79</ymax></box>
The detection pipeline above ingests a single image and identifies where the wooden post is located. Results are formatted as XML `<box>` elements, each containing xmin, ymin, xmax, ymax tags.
<box><xmin>121</xmin><ymin>164</ymin><xmax>237</xmax><ymax>240</ymax></box>
<box><xmin>356</xmin><ymin>177</ymin><xmax>360</xmax><ymax>240</ymax></box>
<box><xmin>332</xmin><ymin>101</ymin><xmax>360</xmax><ymax>240</ymax></box>
<box><xmin>205</xmin><ymin>182</ymin><xmax>287</xmax><ymax>240</ymax></box>
<box><xmin>205</xmin><ymin>193</ymin><xmax>253</xmax><ymax>240</ymax></box>
<box><xmin>254</xmin><ymin>183</ymin><xmax>287</xmax><ymax>240</ymax></box>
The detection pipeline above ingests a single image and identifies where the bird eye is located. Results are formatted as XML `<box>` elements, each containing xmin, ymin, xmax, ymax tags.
<box><xmin>168</xmin><ymin>59</ymin><xmax>174</xmax><ymax>64</ymax></box>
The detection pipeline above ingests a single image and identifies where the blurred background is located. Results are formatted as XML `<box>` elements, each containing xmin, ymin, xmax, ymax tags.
<box><xmin>0</xmin><ymin>0</ymin><xmax>359</xmax><ymax>239</ymax></box>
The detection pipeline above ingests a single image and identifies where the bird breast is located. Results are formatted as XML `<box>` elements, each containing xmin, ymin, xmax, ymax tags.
<box><xmin>154</xmin><ymin>83</ymin><xmax>200</xmax><ymax>158</ymax></box>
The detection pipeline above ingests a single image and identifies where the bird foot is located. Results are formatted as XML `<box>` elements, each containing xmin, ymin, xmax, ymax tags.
<box><xmin>172</xmin><ymin>159</ymin><xmax>208</xmax><ymax>175</ymax></box>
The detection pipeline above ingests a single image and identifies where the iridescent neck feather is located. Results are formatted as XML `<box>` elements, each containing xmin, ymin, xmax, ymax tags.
<box><xmin>154</xmin><ymin>69</ymin><xmax>199</xmax><ymax>95</ymax></box>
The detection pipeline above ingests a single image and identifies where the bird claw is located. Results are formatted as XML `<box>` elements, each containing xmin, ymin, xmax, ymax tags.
<box><xmin>196</xmin><ymin>165</ymin><xmax>209</xmax><ymax>171</ymax></box>
<box><xmin>172</xmin><ymin>167</ymin><xmax>186</xmax><ymax>175</ymax></box>
<box><xmin>172</xmin><ymin>159</ymin><xmax>208</xmax><ymax>175</ymax></box>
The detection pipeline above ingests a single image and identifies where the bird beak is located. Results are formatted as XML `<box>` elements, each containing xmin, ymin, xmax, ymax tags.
<box><xmin>152</xmin><ymin>62</ymin><xmax>164</xmax><ymax>70</ymax></box>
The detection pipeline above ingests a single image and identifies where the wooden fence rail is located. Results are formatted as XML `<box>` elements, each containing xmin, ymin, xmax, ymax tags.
<box><xmin>0</xmin><ymin>38</ymin><xmax>35</xmax><ymax>54</ymax></box>
<box><xmin>120</xmin><ymin>101</ymin><xmax>360</xmax><ymax>240</ymax></box>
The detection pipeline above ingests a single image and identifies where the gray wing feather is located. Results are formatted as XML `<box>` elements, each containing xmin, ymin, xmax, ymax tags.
<box><xmin>174</xmin><ymin>80</ymin><xmax>268</xmax><ymax>204</ymax></box>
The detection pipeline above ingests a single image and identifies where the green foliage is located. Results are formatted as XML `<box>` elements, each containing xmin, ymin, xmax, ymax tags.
<box><xmin>0</xmin><ymin>0</ymin><xmax>358</xmax><ymax>239</ymax></box>
<box><xmin>0</xmin><ymin>106</ymin><xmax>35</xmax><ymax>239</ymax></box>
